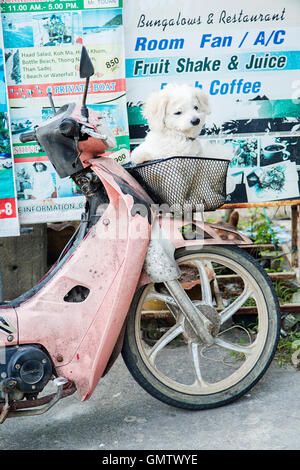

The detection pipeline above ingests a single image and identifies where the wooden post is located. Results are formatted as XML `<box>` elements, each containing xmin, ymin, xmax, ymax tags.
<box><xmin>0</xmin><ymin>224</ymin><xmax>47</xmax><ymax>301</ymax></box>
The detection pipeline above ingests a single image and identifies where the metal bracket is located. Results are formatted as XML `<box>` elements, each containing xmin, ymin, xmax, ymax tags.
<box><xmin>0</xmin><ymin>377</ymin><xmax>75</xmax><ymax>423</ymax></box>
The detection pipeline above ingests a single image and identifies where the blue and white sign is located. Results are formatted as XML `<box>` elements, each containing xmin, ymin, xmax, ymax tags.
<box><xmin>124</xmin><ymin>0</ymin><xmax>300</xmax><ymax>205</ymax></box>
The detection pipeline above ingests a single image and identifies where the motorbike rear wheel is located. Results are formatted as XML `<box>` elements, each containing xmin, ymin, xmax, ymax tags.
<box><xmin>122</xmin><ymin>245</ymin><xmax>280</xmax><ymax>410</ymax></box>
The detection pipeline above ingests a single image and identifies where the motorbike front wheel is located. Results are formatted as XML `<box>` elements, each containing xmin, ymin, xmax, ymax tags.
<box><xmin>122</xmin><ymin>245</ymin><xmax>280</xmax><ymax>410</ymax></box>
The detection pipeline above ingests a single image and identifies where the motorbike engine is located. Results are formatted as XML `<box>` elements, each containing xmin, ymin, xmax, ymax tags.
<box><xmin>0</xmin><ymin>345</ymin><xmax>53</xmax><ymax>402</ymax></box>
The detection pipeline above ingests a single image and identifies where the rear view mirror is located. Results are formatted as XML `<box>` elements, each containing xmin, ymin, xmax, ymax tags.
<box><xmin>79</xmin><ymin>46</ymin><xmax>94</xmax><ymax>118</ymax></box>
<box><xmin>79</xmin><ymin>46</ymin><xmax>94</xmax><ymax>79</ymax></box>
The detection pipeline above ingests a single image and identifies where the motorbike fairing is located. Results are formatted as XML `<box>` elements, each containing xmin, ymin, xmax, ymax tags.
<box><xmin>16</xmin><ymin>157</ymin><xmax>153</xmax><ymax>401</ymax></box>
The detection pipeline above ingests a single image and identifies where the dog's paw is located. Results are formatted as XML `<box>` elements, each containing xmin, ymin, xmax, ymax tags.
<box><xmin>131</xmin><ymin>147</ymin><xmax>153</xmax><ymax>164</ymax></box>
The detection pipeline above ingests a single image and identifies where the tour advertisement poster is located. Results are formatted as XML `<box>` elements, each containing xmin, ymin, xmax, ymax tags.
<box><xmin>1</xmin><ymin>0</ymin><xmax>129</xmax><ymax>224</ymax></box>
<box><xmin>123</xmin><ymin>0</ymin><xmax>300</xmax><ymax>205</ymax></box>
<box><xmin>0</xmin><ymin>19</ymin><xmax>19</xmax><ymax>237</ymax></box>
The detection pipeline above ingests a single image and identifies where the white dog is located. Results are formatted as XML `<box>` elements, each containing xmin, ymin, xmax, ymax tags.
<box><xmin>131</xmin><ymin>83</ymin><xmax>232</xmax><ymax>164</ymax></box>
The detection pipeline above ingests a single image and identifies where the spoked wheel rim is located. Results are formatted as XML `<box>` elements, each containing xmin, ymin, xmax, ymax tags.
<box><xmin>134</xmin><ymin>251</ymin><xmax>269</xmax><ymax>396</ymax></box>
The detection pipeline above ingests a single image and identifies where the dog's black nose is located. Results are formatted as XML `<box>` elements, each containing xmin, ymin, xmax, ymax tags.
<box><xmin>191</xmin><ymin>118</ymin><xmax>200</xmax><ymax>126</ymax></box>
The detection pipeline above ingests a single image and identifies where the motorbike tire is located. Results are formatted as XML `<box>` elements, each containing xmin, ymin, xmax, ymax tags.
<box><xmin>122</xmin><ymin>245</ymin><xmax>280</xmax><ymax>410</ymax></box>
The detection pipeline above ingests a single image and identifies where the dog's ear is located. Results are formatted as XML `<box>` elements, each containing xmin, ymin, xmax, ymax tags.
<box><xmin>194</xmin><ymin>89</ymin><xmax>211</xmax><ymax>115</ymax></box>
<box><xmin>143</xmin><ymin>90</ymin><xmax>169</xmax><ymax>131</ymax></box>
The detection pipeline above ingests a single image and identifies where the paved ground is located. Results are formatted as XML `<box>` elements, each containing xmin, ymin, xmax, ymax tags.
<box><xmin>0</xmin><ymin>356</ymin><xmax>299</xmax><ymax>451</ymax></box>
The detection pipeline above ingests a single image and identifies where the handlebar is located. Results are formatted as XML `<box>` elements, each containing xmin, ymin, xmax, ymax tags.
<box><xmin>19</xmin><ymin>117</ymin><xmax>116</xmax><ymax>149</ymax></box>
<box><xmin>19</xmin><ymin>130</ymin><xmax>37</xmax><ymax>143</ymax></box>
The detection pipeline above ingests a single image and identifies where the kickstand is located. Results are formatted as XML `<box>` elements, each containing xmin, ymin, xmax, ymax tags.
<box><xmin>0</xmin><ymin>393</ymin><xmax>10</xmax><ymax>424</ymax></box>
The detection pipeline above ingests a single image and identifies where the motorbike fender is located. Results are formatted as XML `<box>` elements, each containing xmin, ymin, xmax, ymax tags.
<box><xmin>158</xmin><ymin>216</ymin><xmax>252</xmax><ymax>249</ymax></box>
<box><xmin>136</xmin><ymin>216</ymin><xmax>252</xmax><ymax>290</ymax></box>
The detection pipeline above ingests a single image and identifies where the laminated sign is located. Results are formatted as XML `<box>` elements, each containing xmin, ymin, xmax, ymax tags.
<box><xmin>0</xmin><ymin>19</ymin><xmax>19</xmax><ymax>236</ymax></box>
<box><xmin>1</xmin><ymin>0</ymin><xmax>129</xmax><ymax>224</ymax></box>
<box><xmin>123</xmin><ymin>0</ymin><xmax>300</xmax><ymax>205</ymax></box>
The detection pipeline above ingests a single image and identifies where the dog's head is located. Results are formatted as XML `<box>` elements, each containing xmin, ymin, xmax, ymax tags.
<box><xmin>143</xmin><ymin>84</ymin><xmax>211</xmax><ymax>138</ymax></box>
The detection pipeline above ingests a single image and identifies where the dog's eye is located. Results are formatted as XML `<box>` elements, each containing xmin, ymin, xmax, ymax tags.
<box><xmin>194</xmin><ymin>106</ymin><xmax>199</xmax><ymax>110</ymax></box>
<box><xmin>174</xmin><ymin>111</ymin><xmax>182</xmax><ymax>115</ymax></box>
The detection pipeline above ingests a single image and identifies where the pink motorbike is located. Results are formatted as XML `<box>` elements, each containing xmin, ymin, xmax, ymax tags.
<box><xmin>0</xmin><ymin>48</ymin><xmax>280</xmax><ymax>423</ymax></box>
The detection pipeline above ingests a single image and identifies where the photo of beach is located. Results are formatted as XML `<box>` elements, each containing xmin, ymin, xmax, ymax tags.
<box><xmin>2</xmin><ymin>14</ymin><xmax>34</xmax><ymax>49</ymax></box>
<box><xmin>82</xmin><ymin>8</ymin><xmax>122</xmax><ymax>44</ymax></box>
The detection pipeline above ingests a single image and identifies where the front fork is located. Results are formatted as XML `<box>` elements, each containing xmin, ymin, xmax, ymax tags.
<box><xmin>143</xmin><ymin>219</ymin><xmax>215</xmax><ymax>345</ymax></box>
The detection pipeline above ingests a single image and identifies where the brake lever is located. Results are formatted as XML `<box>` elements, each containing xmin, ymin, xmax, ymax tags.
<box><xmin>73</xmin><ymin>122</ymin><xmax>82</xmax><ymax>168</ymax></box>
<box><xmin>81</xmin><ymin>125</ymin><xmax>107</xmax><ymax>141</ymax></box>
